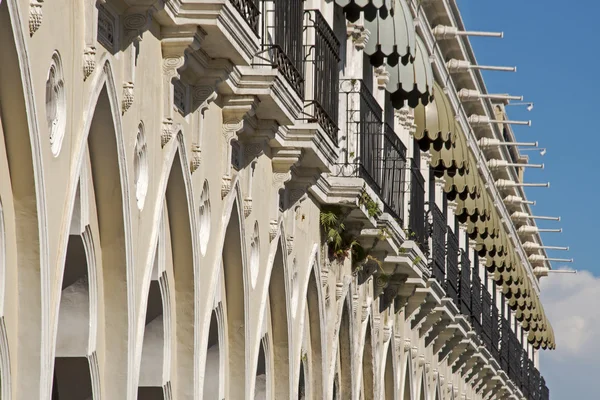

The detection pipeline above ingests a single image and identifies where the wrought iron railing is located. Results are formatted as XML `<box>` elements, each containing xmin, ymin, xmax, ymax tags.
<box><xmin>232</xmin><ymin>0</ymin><xmax>260</xmax><ymax>34</ymax></box>
<box><xmin>500</xmin><ymin>317</ymin><xmax>510</xmax><ymax>372</ymax></box>
<box><xmin>303</xmin><ymin>9</ymin><xmax>340</xmax><ymax>143</ymax></box>
<box><xmin>541</xmin><ymin>377</ymin><xmax>550</xmax><ymax>400</ymax></box>
<box><xmin>256</xmin><ymin>0</ymin><xmax>305</xmax><ymax>97</ymax></box>
<box><xmin>429</xmin><ymin>203</ymin><xmax>446</xmax><ymax>285</ymax></box>
<box><xmin>490</xmin><ymin>302</ymin><xmax>500</xmax><ymax>360</ymax></box>
<box><xmin>408</xmin><ymin>161</ymin><xmax>427</xmax><ymax>251</ymax></box>
<box><xmin>459</xmin><ymin>250</ymin><xmax>471</xmax><ymax>315</ymax></box>
<box><xmin>380</xmin><ymin>123</ymin><xmax>407</xmax><ymax>224</ymax></box>
<box><xmin>481</xmin><ymin>288</ymin><xmax>493</xmax><ymax>351</ymax></box>
<box><xmin>470</xmin><ymin>273</ymin><xmax>482</xmax><ymax>335</ymax></box>
<box><xmin>446</xmin><ymin>228</ymin><xmax>460</xmax><ymax>306</ymax></box>
<box><xmin>339</xmin><ymin>81</ymin><xmax>409</xmax><ymax>225</ymax></box>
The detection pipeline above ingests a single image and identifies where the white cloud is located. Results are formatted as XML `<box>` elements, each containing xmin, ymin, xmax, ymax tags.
<box><xmin>540</xmin><ymin>269</ymin><xmax>600</xmax><ymax>358</ymax></box>
<box><xmin>539</xmin><ymin>269</ymin><xmax>600</xmax><ymax>398</ymax></box>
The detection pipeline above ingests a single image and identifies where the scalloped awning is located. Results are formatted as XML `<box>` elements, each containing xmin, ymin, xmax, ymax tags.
<box><xmin>413</xmin><ymin>82</ymin><xmax>454</xmax><ymax>151</ymax></box>
<box><xmin>335</xmin><ymin>0</ymin><xmax>387</xmax><ymax>22</ymax></box>
<box><xmin>363</xmin><ymin>0</ymin><xmax>416</xmax><ymax>66</ymax></box>
<box><xmin>386</xmin><ymin>36</ymin><xmax>434</xmax><ymax>108</ymax></box>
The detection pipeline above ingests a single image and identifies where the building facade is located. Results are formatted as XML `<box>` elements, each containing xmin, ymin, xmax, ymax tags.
<box><xmin>0</xmin><ymin>0</ymin><xmax>557</xmax><ymax>399</ymax></box>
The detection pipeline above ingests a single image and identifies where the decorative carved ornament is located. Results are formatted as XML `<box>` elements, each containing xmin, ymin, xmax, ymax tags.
<box><xmin>122</xmin><ymin>82</ymin><xmax>134</xmax><ymax>114</ymax></box>
<box><xmin>29</xmin><ymin>0</ymin><xmax>44</xmax><ymax>37</ymax></box>
<box><xmin>83</xmin><ymin>47</ymin><xmax>96</xmax><ymax>81</ymax></box>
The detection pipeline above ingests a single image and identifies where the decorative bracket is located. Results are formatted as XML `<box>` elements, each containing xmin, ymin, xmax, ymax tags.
<box><xmin>29</xmin><ymin>0</ymin><xmax>44</xmax><ymax>37</ymax></box>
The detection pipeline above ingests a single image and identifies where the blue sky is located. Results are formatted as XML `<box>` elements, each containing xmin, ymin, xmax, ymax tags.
<box><xmin>456</xmin><ymin>1</ymin><xmax>598</xmax><ymax>398</ymax></box>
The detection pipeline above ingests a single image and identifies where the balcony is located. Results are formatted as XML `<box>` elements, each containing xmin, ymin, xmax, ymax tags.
<box><xmin>408</xmin><ymin>161</ymin><xmax>427</xmax><ymax>251</ymax></box>
<box><xmin>429</xmin><ymin>203</ymin><xmax>446</xmax><ymax>286</ymax></box>
<box><xmin>338</xmin><ymin>79</ymin><xmax>408</xmax><ymax>224</ymax></box>
<box><xmin>303</xmin><ymin>10</ymin><xmax>341</xmax><ymax>144</ymax></box>
<box><xmin>446</xmin><ymin>227</ymin><xmax>460</xmax><ymax>306</ymax></box>
<box><xmin>255</xmin><ymin>0</ymin><xmax>305</xmax><ymax>98</ymax></box>
<box><xmin>158</xmin><ymin>0</ymin><xmax>261</xmax><ymax>65</ymax></box>
<box><xmin>459</xmin><ymin>249</ymin><xmax>471</xmax><ymax>316</ymax></box>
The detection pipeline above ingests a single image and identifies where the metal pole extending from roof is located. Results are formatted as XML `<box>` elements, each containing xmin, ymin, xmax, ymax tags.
<box><xmin>447</xmin><ymin>59</ymin><xmax>517</xmax><ymax>73</ymax></box>
<box><xmin>496</xmin><ymin>179</ymin><xmax>549</xmax><ymax>188</ymax></box>
<box><xmin>487</xmin><ymin>160</ymin><xmax>544</xmax><ymax>169</ymax></box>
<box><xmin>458</xmin><ymin>89</ymin><xmax>523</xmax><ymax>102</ymax></box>
<box><xmin>433</xmin><ymin>25</ymin><xmax>504</xmax><ymax>39</ymax></box>
<box><xmin>529</xmin><ymin>255</ymin><xmax>573</xmax><ymax>263</ymax></box>
<box><xmin>511</xmin><ymin>212</ymin><xmax>560</xmax><ymax>221</ymax></box>
<box><xmin>503</xmin><ymin>195</ymin><xmax>536</xmax><ymax>206</ymax></box>
<box><xmin>479</xmin><ymin>138</ymin><xmax>538</xmax><ymax>148</ymax></box>
<box><xmin>518</xmin><ymin>226</ymin><xmax>562</xmax><ymax>234</ymax></box>
<box><xmin>522</xmin><ymin>242</ymin><xmax>569</xmax><ymax>251</ymax></box>
<box><xmin>469</xmin><ymin>115</ymin><xmax>531</xmax><ymax>126</ymax></box>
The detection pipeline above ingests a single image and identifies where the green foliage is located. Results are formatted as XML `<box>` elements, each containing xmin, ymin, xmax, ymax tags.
<box><xmin>320</xmin><ymin>206</ymin><xmax>360</xmax><ymax>261</ymax></box>
<box><xmin>412</xmin><ymin>256</ymin><xmax>422</xmax><ymax>265</ymax></box>
<box><xmin>359</xmin><ymin>190</ymin><xmax>381</xmax><ymax>219</ymax></box>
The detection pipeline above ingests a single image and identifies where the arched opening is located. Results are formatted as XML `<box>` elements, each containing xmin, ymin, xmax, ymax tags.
<box><xmin>87</xmin><ymin>85</ymin><xmax>129</xmax><ymax>397</ymax></box>
<box><xmin>402</xmin><ymin>359</ymin><xmax>412</xmax><ymax>400</ymax></box>
<box><xmin>254</xmin><ymin>339</ymin><xmax>268</xmax><ymax>400</ymax></box>
<box><xmin>419</xmin><ymin>372</ymin><xmax>426</xmax><ymax>400</ymax></box>
<box><xmin>383</xmin><ymin>344</ymin><xmax>394</xmax><ymax>400</ymax></box>
<box><xmin>306</xmin><ymin>269</ymin><xmax>323</xmax><ymax>397</ymax></box>
<box><xmin>0</xmin><ymin>1</ymin><xmax>44</xmax><ymax>392</ymax></box>
<box><xmin>53</xmin><ymin>229</ymin><xmax>94</xmax><ymax>399</ymax></box>
<box><xmin>222</xmin><ymin>203</ymin><xmax>246</xmax><ymax>399</ymax></box>
<box><xmin>298</xmin><ymin>360</ymin><xmax>306</xmax><ymax>399</ymax></box>
<box><xmin>339</xmin><ymin>303</ymin><xmax>352</xmax><ymax>399</ymax></box>
<box><xmin>203</xmin><ymin>308</ymin><xmax>222</xmax><ymax>400</ymax></box>
<box><xmin>165</xmin><ymin>152</ymin><xmax>195</xmax><ymax>397</ymax></box>
<box><xmin>137</xmin><ymin>241</ymin><xmax>168</xmax><ymax>399</ymax></box>
<box><xmin>268</xmin><ymin>242</ymin><xmax>290</xmax><ymax>398</ymax></box>
<box><xmin>362</xmin><ymin>320</ymin><xmax>374</xmax><ymax>400</ymax></box>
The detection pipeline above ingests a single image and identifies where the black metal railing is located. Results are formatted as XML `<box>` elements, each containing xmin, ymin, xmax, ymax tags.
<box><xmin>446</xmin><ymin>228</ymin><xmax>460</xmax><ymax>306</ymax></box>
<box><xmin>408</xmin><ymin>161</ymin><xmax>427</xmax><ymax>251</ymax></box>
<box><xmin>232</xmin><ymin>0</ymin><xmax>260</xmax><ymax>34</ymax></box>
<box><xmin>303</xmin><ymin>9</ymin><xmax>340</xmax><ymax>143</ymax></box>
<box><xmin>339</xmin><ymin>80</ymin><xmax>409</xmax><ymax>225</ymax></box>
<box><xmin>481</xmin><ymin>289</ymin><xmax>493</xmax><ymax>351</ymax></box>
<box><xmin>459</xmin><ymin>250</ymin><xmax>471</xmax><ymax>316</ymax></box>
<box><xmin>256</xmin><ymin>0</ymin><xmax>305</xmax><ymax>97</ymax></box>
<box><xmin>470</xmin><ymin>273</ymin><xmax>482</xmax><ymax>335</ymax></box>
<box><xmin>541</xmin><ymin>377</ymin><xmax>550</xmax><ymax>400</ymax></box>
<box><xmin>430</xmin><ymin>203</ymin><xmax>446</xmax><ymax>285</ymax></box>
<box><xmin>490</xmin><ymin>302</ymin><xmax>500</xmax><ymax>360</ymax></box>
<box><xmin>380</xmin><ymin>123</ymin><xmax>407</xmax><ymax>224</ymax></box>
<box><xmin>500</xmin><ymin>317</ymin><xmax>510</xmax><ymax>372</ymax></box>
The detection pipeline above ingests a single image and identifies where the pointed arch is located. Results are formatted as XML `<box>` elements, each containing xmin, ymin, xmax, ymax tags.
<box><xmin>418</xmin><ymin>370</ymin><xmax>427</xmax><ymax>400</ymax></box>
<box><xmin>137</xmin><ymin>209</ymin><xmax>173</xmax><ymax>399</ymax></box>
<box><xmin>267</xmin><ymin>235</ymin><xmax>292</xmax><ymax>398</ymax></box>
<box><xmin>305</xmin><ymin>256</ymin><xmax>325</xmax><ymax>399</ymax></box>
<box><xmin>401</xmin><ymin>356</ymin><xmax>414</xmax><ymax>400</ymax></box>
<box><xmin>85</xmin><ymin>76</ymin><xmax>132</xmax><ymax>399</ymax></box>
<box><xmin>339</xmin><ymin>298</ymin><xmax>352</xmax><ymax>399</ymax></box>
<box><xmin>221</xmin><ymin>192</ymin><xmax>247</xmax><ymax>399</ymax></box>
<box><xmin>164</xmin><ymin>147</ymin><xmax>197</xmax><ymax>398</ymax></box>
<box><xmin>0</xmin><ymin>1</ymin><xmax>49</xmax><ymax>396</ymax></box>
<box><xmin>362</xmin><ymin>318</ymin><xmax>375</xmax><ymax>400</ymax></box>
<box><xmin>383</xmin><ymin>341</ymin><xmax>395</xmax><ymax>400</ymax></box>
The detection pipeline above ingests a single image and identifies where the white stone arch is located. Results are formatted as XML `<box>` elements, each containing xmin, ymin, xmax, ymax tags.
<box><xmin>0</xmin><ymin>200</ymin><xmax>7</xmax><ymax>400</ymax></box>
<box><xmin>137</xmin><ymin>206</ymin><xmax>174</xmax><ymax>398</ymax></box>
<box><xmin>0</xmin><ymin>1</ymin><xmax>50</xmax><ymax>397</ymax></box>
<box><xmin>213</xmin><ymin>177</ymin><xmax>250</xmax><ymax>398</ymax></box>
<box><xmin>48</xmin><ymin>56</ymin><xmax>135</xmax><ymax>399</ymax></box>
<box><xmin>251</xmin><ymin>220</ymin><xmax>293</xmax><ymax>398</ymax></box>
<box><xmin>203</xmin><ymin>266</ymin><xmax>227</xmax><ymax>400</ymax></box>
<box><xmin>418</xmin><ymin>369</ymin><xmax>428</xmax><ymax>400</ymax></box>
<box><xmin>132</xmin><ymin>131</ymin><xmax>200</xmax><ymax>398</ymax></box>
<box><xmin>401</xmin><ymin>353</ymin><xmax>415</xmax><ymax>400</ymax></box>
<box><xmin>361</xmin><ymin>313</ymin><xmax>375</xmax><ymax>400</ymax></box>
<box><xmin>295</xmin><ymin>244</ymin><xmax>327</xmax><ymax>399</ymax></box>
<box><xmin>381</xmin><ymin>332</ymin><xmax>397</xmax><ymax>400</ymax></box>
